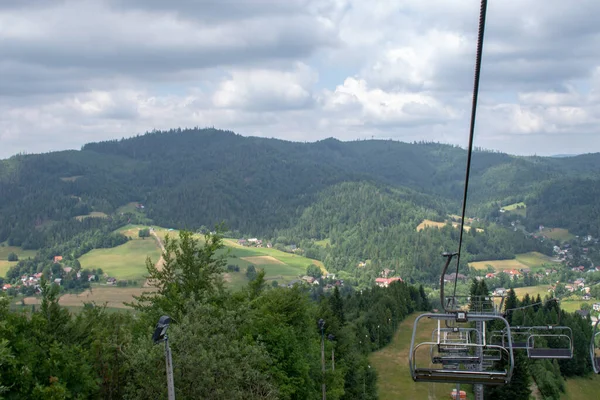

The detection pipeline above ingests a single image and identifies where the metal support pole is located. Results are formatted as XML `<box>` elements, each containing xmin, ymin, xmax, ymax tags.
<box><xmin>331</xmin><ymin>348</ymin><xmax>335</xmax><ymax>371</ymax></box>
<box><xmin>474</xmin><ymin>321</ymin><xmax>484</xmax><ymax>400</ymax></box>
<box><xmin>321</xmin><ymin>327</ymin><xmax>326</xmax><ymax>400</ymax></box>
<box><xmin>165</xmin><ymin>335</ymin><xmax>175</xmax><ymax>400</ymax></box>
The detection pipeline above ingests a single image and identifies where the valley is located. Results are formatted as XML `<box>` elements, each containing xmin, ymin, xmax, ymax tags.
<box><xmin>2</xmin><ymin>129</ymin><xmax>600</xmax><ymax>398</ymax></box>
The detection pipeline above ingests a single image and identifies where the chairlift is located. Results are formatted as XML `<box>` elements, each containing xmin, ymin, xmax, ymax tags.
<box><xmin>590</xmin><ymin>319</ymin><xmax>600</xmax><ymax>374</ymax></box>
<box><xmin>409</xmin><ymin>313</ymin><xmax>514</xmax><ymax>385</ymax></box>
<box><xmin>525</xmin><ymin>326</ymin><xmax>573</xmax><ymax>359</ymax></box>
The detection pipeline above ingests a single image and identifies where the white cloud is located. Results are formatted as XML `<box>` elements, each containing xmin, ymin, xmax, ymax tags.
<box><xmin>1</xmin><ymin>0</ymin><xmax>600</xmax><ymax>158</ymax></box>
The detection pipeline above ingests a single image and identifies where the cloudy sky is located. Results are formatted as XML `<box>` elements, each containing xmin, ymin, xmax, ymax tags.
<box><xmin>1</xmin><ymin>0</ymin><xmax>599</xmax><ymax>158</ymax></box>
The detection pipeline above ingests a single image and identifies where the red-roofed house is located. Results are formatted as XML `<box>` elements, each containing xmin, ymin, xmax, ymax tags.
<box><xmin>375</xmin><ymin>277</ymin><xmax>403</xmax><ymax>288</ymax></box>
<box><xmin>53</xmin><ymin>256</ymin><xmax>63</xmax><ymax>263</ymax></box>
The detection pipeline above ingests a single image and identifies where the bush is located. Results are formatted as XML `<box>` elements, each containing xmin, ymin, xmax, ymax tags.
<box><xmin>7</xmin><ymin>252</ymin><xmax>18</xmax><ymax>262</ymax></box>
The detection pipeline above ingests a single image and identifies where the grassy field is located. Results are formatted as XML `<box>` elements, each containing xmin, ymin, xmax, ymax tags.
<box><xmin>222</xmin><ymin>239</ymin><xmax>326</xmax><ymax>289</ymax></box>
<box><xmin>74</xmin><ymin>211</ymin><xmax>108</xmax><ymax>221</ymax></box>
<box><xmin>470</xmin><ymin>252</ymin><xmax>559</xmax><ymax>272</ymax></box>
<box><xmin>315</xmin><ymin>238</ymin><xmax>331</xmax><ymax>247</ymax></box>
<box><xmin>501</xmin><ymin>202</ymin><xmax>527</xmax><ymax>217</ymax></box>
<box><xmin>470</xmin><ymin>258</ymin><xmax>529</xmax><ymax>271</ymax></box>
<box><xmin>0</xmin><ymin>246</ymin><xmax>37</xmax><ymax>277</ymax></box>
<box><xmin>417</xmin><ymin>219</ymin><xmax>483</xmax><ymax>233</ymax></box>
<box><xmin>370</xmin><ymin>313</ymin><xmax>456</xmax><ymax>400</ymax></box>
<box><xmin>22</xmin><ymin>287</ymin><xmax>152</xmax><ymax>309</ymax></box>
<box><xmin>78</xmin><ymin>236</ymin><xmax>161</xmax><ymax>280</ymax></box>
<box><xmin>539</xmin><ymin>228</ymin><xmax>575</xmax><ymax>242</ymax></box>
<box><xmin>513</xmin><ymin>285</ymin><xmax>553</xmax><ymax>299</ymax></box>
<box><xmin>59</xmin><ymin>175</ymin><xmax>83</xmax><ymax>182</ymax></box>
<box><xmin>562</xmin><ymin>374</ymin><xmax>600</xmax><ymax>400</ymax></box>
<box><xmin>560</xmin><ymin>301</ymin><xmax>593</xmax><ymax>313</ymax></box>
<box><xmin>515</xmin><ymin>252</ymin><xmax>559</xmax><ymax>268</ymax></box>
<box><xmin>0</xmin><ymin>245</ymin><xmax>37</xmax><ymax>260</ymax></box>
<box><xmin>0</xmin><ymin>261</ymin><xmax>16</xmax><ymax>278</ymax></box>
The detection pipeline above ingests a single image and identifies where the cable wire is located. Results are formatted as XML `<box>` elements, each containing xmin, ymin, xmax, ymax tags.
<box><xmin>452</xmin><ymin>0</ymin><xmax>488</xmax><ymax>300</ymax></box>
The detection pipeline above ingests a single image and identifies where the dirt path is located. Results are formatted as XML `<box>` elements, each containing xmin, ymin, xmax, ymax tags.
<box><xmin>143</xmin><ymin>230</ymin><xmax>166</xmax><ymax>287</ymax></box>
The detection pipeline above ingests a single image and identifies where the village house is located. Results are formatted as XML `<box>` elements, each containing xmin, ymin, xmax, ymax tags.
<box><xmin>502</xmin><ymin>269</ymin><xmax>521</xmax><ymax>277</ymax></box>
<box><xmin>107</xmin><ymin>277</ymin><xmax>117</xmax><ymax>285</ymax></box>
<box><xmin>63</xmin><ymin>267</ymin><xmax>73</xmax><ymax>274</ymax></box>
<box><xmin>237</xmin><ymin>239</ymin><xmax>247</xmax><ymax>246</ymax></box>
<box><xmin>302</xmin><ymin>275</ymin><xmax>315</xmax><ymax>284</ymax></box>
<box><xmin>53</xmin><ymin>255</ymin><xmax>63</xmax><ymax>263</ymax></box>
<box><xmin>444</xmin><ymin>273</ymin><xmax>467</xmax><ymax>283</ymax></box>
<box><xmin>375</xmin><ymin>277</ymin><xmax>403</xmax><ymax>288</ymax></box>
<box><xmin>493</xmin><ymin>288</ymin><xmax>507</xmax><ymax>296</ymax></box>
<box><xmin>593</xmin><ymin>303</ymin><xmax>600</xmax><ymax>312</ymax></box>
<box><xmin>485</xmin><ymin>273</ymin><xmax>496</xmax><ymax>279</ymax></box>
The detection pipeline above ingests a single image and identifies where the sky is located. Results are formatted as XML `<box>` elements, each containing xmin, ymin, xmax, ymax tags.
<box><xmin>1</xmin><ymin>0</ymin><xmax>600</xmax><ymax>158</ymax></box>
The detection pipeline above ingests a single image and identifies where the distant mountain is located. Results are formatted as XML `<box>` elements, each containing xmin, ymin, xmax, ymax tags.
<box><xmin>550</xmin><ymin>154</ymin><xmax>580</xmax><ymax>158</ymax></box>
<box><xmin>2</xmin><ymin>128</ymin><xmax>600</xmax><ymax>248</ymax></box>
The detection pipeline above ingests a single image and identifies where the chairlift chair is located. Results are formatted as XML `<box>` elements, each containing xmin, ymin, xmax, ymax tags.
<box><xmin>525</xmin><ymin>326</ymin><xmax>573</xmax><ymax>359</ymax></box>
<box><xmin>409</xmin><ymin>313</ymin><xmax>514</xmax><ymax>385</ymax></box>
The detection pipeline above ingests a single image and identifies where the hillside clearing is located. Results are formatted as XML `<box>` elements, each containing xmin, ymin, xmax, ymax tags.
<box><xmin>470</xmin><ymin>258</ymin><xmax>529</xmax><ymax>271</ymax></box>
<box><xmin>74</xmin><ymin>211</ymin><xmax>108</xmax><ymax>221</ymax></box>
<box><xmin>0</xmin><ymin>245</ymin><xmax>37</xmax><ymax>260</ymax></box>
<box><xmin>22</xmin><ymin>287</ymin><xmax>152</xmax><ymax>309</ymax></box>
<box><xmin>515</xmin><ymin>251</ymin><xmax>559</xmax><ymax>268</ymax></box>
<box><xmin>60</xmin><ymin>175</ymin><xmax>83</xmax><ymax>182</ymax></box>
<box><xmin>562</xmin><ymin>374</ymin><xmax>600</xmax><ymax>400</ymax></box>
<box><xmin>513</xmin><ymin>285</ymin><xmax>553</xmax><ymax>300</ymax></box>
<box><xmin>0</xmin><ymin>261</ymin><xmax>17</xmax><ymax>277</ymax></box>
<box><xmin>417</xmin><ymin>219</ymin><xmax>483</xmax><ymax>233</ymax></box>
<box><xmin>241</xmin><ymin>255</ymin><xmax>285</xmax><ymax>265</ymax></box>
<box><xmin>78</xmin><ymin>237</ymin><xmax>161</xmax><ymax>280</ymax></box>
<box><xmin>539</xmin><ymin>228</ymin><xmax>575</xmax><ymax>242</ymax></box>
<box><xmin>370</xmin><ymin>313</ymin><xmax>456</xmax><ymax>400</ymax></box>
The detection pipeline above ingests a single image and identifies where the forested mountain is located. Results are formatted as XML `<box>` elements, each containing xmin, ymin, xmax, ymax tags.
<box><xmin>2</xmin><ymin>127</ymin><xmax>600</xmax><ymax>282</ymax></box>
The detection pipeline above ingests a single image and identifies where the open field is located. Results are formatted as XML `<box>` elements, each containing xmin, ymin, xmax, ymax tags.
<box><xmin>75</xmin><ymin>211</ymin><xmax>108</xmax><ymax>221</ymax></box>
<box><xmin>539</xmin><ymin>228</ymin><xmax>575</xmax><ymax>242</ymax></box>
<box><xmin>515</xmin><ymin>251</ymin><xmax>560</xmax><ymax>268</ymax></box>
<box><xmin>0</xmin><ymin>261</ymin><xmax>17</xmax><ymax>277</ymax></box>
<box><xmin>241</xmin><ymin>255</ymin><xmax>285</xmax><ymax>265</ymax></box>
<box><xmin>417</xmin><ymin>219</ymin><xmax>483</xmax><ymax>233</ymax></box>
<box><xmin>501</xmin><ymin>202</ymin><xmax>527</xmax><ymax>217</ymax></box>
<box><xmin>369</xmin><ymin>313</ymin><xmax>456</xmax><ymax>400</ymax></box>
<box><xmin>78</xmin><ymin>237</ymin><xmax>161</xmax><ymax>280</ymax></box>
<box><xmin>22</xmin><ymin>287</ymin><xmax>153</xmax><ymax>309</ymax></box>
<box><xmin>470</xmin><ymin>258</ymin><xmax>529</xmax><ymax>271</ymax></box>
<box><xmin>60</xmin><ymin>175</ymin><xmax>83</xmax><ymax>182</ymax></box>
<box><xmin>513</xmin><ymin>285</ymin><xmax>553</xmax><ymax>299</ymax></box>
<box><xmin>0</xmin><ymin>245</ymin><xmax>37</xmax><ymax>260</ymax></box>
<box><xmin>562</xmin><ymin>374</ymin><xmax>600</xmax><ymax>400</ymax></box>
<box><xmin>315</xmin><ymin>238</ymin><xmax>331</xmax><ymax>247</ymax></box>
<box><xmin>560</xmin><ymin>301</ymin><xmax>593</xmax><ymax>313</ymax></box>
<box><xmin>470</xmin><ymin>252</ymin><xmax>559</xmax><ymax>272</ymax></box>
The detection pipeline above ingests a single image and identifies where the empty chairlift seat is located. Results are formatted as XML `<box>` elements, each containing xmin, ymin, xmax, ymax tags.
<box><xmin>409</xmin><ymin>313</ymin><xmax>514</xmax><ymax>385</ymax></box>
<box><xmin>526</xmin><ymin>326</ymin><xmax>573</xmax><ymax>359</ymax></box>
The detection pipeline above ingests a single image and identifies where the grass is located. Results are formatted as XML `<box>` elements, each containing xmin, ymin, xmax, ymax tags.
<box><xmin>60</xmin><ymin>175</ymin><xmax>83</xmax><ymax>182</ymax></box>
<box><xmin>417</xmin><ymin>219</ymin><xmax>483</xmax><ymax>233</ymax></box>
<box><xmin>0</xmin><ymin>245</ymin><xmax>37</xmax><ymax>260</ymax></box>
<box><xmin>369</xmin><ymin>313</ymin><xmax>456</xmax><ymax>400</ymax></box>
<box><xmin>501</xmin><ymin>202</ymin><xmax>527</xmax><ymax>217</ymax></box>
<box><xmin>315</xmin><ymin>238</ymin><xmax>331</xmax><ymax>247</ymax></box>
<box><xmin>470</xmin><ymin>252</ymin><xmax>560</xmax><ymax>272</ymax></box>
<box><xmin>0</xmin><ymin>261</ymin><xmax>17</xmax><ymax>277</ymax></box>
<box><xmin>562</xmin><ymin>374</ymin><xmax>600</xmax><ymax>400</ymax></box>
<box><xmin>539</xmin><ymin>228</ymin><xmax>575</xmax><ymax>242</ymax></box>
<box><xmin>560</xmin><ymin>301</ymin><xmax>593</xmax><ymax>313</ymax></box>
<box><xmin>22</xmin><ymin>287</ymin><xmax>152</xmax><ymax>309</ymax></box>
<box><xmin>78</xmin><ymin>237</ymin><xmax>161</xmax><ymax>280</ymax></box>
<box><xmin>470</xmin><ymin>258</ymin><xmax>530</xmax><ymax>271</ymax></box>
<box><xmin>515</xmin><ymin>252</ymin><xmax>559</xmax><ymax>268</ymax></box>
<box><xmin>513</xmin><ymin>285</ymin><xmax>553</xmax><ymax>300</ymax></box>
<box><xmin>74</xmin><ymin>211</ymin><xmax>108</xmax><ymax>221</ymax></box>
